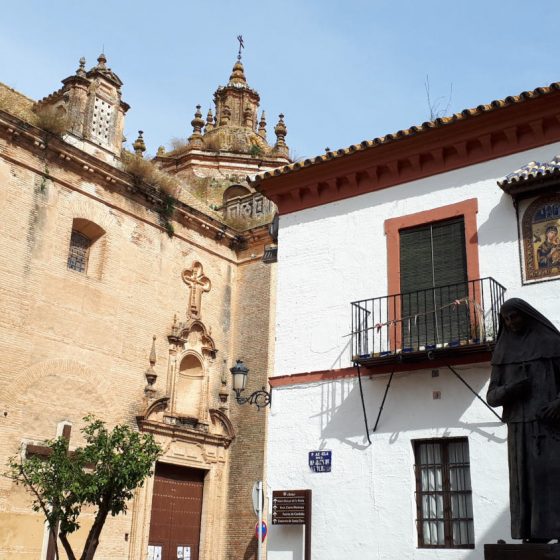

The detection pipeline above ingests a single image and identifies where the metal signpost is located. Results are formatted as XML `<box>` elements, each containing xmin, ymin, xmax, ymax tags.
<box><xmin>252</xmin><ymin>481</ymin><xmax>264</xmax><ymax>560</ymax></box>
<box><xmin>271</xmin><ymin>490</ymin><xmax>312</xmax><ymax>560</ymax></box>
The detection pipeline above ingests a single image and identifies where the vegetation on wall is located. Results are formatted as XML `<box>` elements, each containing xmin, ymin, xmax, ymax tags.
<box><xmin>34</xmin><ymin>105</ymin><xmax>70</xmax><ymax>136</ymax></box>
<box><xmin>122</xmin><ymin>152</ymin><xmax>179</xmax><ymax>237</ymax></box>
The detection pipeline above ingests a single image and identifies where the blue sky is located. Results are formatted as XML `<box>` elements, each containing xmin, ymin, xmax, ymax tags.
<box><xmin>1</xmin><ymin>0</ymin><xmax>559</xmax><ymax>159</ymax></box>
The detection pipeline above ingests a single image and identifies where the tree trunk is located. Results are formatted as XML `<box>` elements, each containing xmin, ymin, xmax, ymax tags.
<box><xmin>80</xmin><ymin>505</ymin><xmax>110</xmax><ymax>560</ymax></box>
<box><xmin>59</xmin><ymin>532</ymin><xmax>77</xmax><ymax>560</ymax></box>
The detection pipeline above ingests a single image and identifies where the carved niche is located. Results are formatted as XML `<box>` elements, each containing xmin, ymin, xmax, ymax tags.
<box><xmin>167</xmin><ymin>261</ymin><xmax>217</xmax><ymax>424</ymax></box>
<box><xmin>522</xmin><ymin>194</ymin><xmax>560</xmax><ymax>283</ymax></box>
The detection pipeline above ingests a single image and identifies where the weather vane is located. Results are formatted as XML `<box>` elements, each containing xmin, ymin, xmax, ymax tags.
<box><xmin>237</xmin><ymin>35</ymin><xmax>244</xmax><ymax>60</ymax></box>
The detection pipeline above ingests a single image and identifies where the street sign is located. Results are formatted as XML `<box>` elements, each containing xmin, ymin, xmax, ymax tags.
<box><xmin>271</xmin><ymin>490</ymin><xmax>311</xmax><ymax>525</ymax></box>
<box><xmin>255</xmin><ymin>521</ymin><xmax>267</xmax><ymax>542</ymax></box>
<box><xmin>252</xmin><ymin>481</ymin><xmax>264</xmax><ymax>517</ymax></box>
<box><xmin>308</xmin><ymin>450</ymin><xmax>332</xmax><ymax>472</ymax></box>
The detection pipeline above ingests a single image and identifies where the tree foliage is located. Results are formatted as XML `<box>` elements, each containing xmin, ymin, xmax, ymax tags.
<box><xmin>6</xmin><ymin>416</ymin><xmax>161</xmax><ymax>560</ymax></box>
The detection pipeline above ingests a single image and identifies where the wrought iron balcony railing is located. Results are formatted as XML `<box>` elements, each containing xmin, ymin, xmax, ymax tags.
<box><xmin>351</xmin><ymin>277</ymin><xmax>506</xmax><ymax>366</ymax></box>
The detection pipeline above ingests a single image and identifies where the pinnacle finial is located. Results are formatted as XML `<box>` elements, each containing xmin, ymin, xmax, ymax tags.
<box><xmin>206</xmin><ymin>108</ymin><xmax>214</xmax><ymax>132</ymax></box>
<box><xmin>258</xmin><ymin>110</ymin><xmax>267</xmax><ymax>138</ymax></box>
<box><xmin>144</xmin><ymin>335</ymin><xmax>158</xmax><ymax>393</ymax></box>
<box><xmin>191</xmin><ymin>105</ymin><xmax>204</xmax><ymax>134</ymax></box>
<box><xmin>97</xmin><ymin>52</ymin><xmax>107</xmax><ymax>69</ymax></box>
<box><xmin>76</xmin><ymin>57</ymin><xmax>86</xmax><ymax>77</ymax></box>
<box><xmin>274</xmin><ymin>114</ymin><xmax>288</xmax><ymax>155</ymax></box>
<box><xmin>132</xmin><ymin>130</ymin><xmax>146</xmax><ymax>156</ymax></box>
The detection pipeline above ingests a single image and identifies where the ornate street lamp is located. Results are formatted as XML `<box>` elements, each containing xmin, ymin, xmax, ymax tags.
<box><xmin>230</xmin><ymin>360</ymin><xmax>271</xmax><ymax>410</ymax></box>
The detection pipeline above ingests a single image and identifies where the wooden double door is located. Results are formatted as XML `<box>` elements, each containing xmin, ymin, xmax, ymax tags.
<box><xmin>148</xmin><ymin>463</ymin><xmax>205</xmax><ymax>560</ymax></box>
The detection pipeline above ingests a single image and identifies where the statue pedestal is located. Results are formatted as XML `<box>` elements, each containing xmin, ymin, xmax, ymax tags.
<box><xmin>485</xmin><ymin>543</ymin><xmax>560</xmax><ymax>560</ymax></box>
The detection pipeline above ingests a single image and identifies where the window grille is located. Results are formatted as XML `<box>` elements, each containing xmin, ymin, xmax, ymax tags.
<box><xmin>91</xmin><ymin>97</ymin><xmax>114</xmax><ymax>147</ymax></box>
<box><xmin>67</xmin><ymin>230</ymin><xmax>91</xmax><ymax>273</ymax></box>
<box><xmin>414</xmin><ymin>438</ymin><xmax>474</xmax><ymax>548</ymax></box>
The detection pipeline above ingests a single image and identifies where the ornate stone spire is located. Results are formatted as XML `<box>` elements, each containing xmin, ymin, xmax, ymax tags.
<box><xmin>144</xmin><ymin>335</ymin><xmax>157</xmax><ymax>396</ymax></box>
<box><xmin>258</xmin><ymin>110</ymin><xmax>267</xmax><ymax>138</ymax></box>
<box><xmin>205</xmin><ymin>108</ymin><xmax>214</xmax><ymax>132</ymax></box>
<box><xmin>188</xmin><ymin>105</ymin><xmax>205</xmax><ymax>148</ymax></box>
<box><xmin>191</xmin><ymin>105</ymin><xmax>204</xmax><ymax>134</ymax></box>
<box><xmin>132</xmin><ymin>130</ymin><xmax>146</xmax><ymax>156</ymax></box>
<box><xmin>274</xmin><ymin>113</ymin><xmax>288</xmax><ymax>155</ymax></box>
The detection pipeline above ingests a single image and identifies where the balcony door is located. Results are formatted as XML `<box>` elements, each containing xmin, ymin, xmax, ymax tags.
<box><xmin>399</xmin><ymin>218</ymin><xmax>469</xmax><ymax>349</ymax></box>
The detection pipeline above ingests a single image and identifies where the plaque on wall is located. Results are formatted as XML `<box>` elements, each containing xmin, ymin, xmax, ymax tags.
<box><xmin>521</xmin><ymin>195</ymin><xmax>560</xmax><ymax>283</ymax></box>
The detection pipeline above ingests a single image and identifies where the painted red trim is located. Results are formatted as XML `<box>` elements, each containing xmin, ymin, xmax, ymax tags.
<box><xmin>384</xmin><ymin>199</ymin><xmax>479</xmax><ymax>350</ymax></box>
<box><xmin>269</xmin><ymin>351</ymin><xmax>492</xmax><ymax>388</ymax></box>
<box><xmin>256</xmin><ymin>92</ymin><xmax>560</xmax><ymax>215</ymax></box>
<box><xmin>385</xmin><ymin>198</ymin><xmax>480</xmax><ymax>297</ymax></box>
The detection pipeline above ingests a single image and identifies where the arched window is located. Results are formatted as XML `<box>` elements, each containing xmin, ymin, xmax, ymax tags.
<box><xmin>223</xmin><ymin>184</ymin><xmax>251</xmax><ymax>205</ymax></box>
<box><xmin>67</xmin><ymin>230</ymin><xmax>91</xmax><ymax>272</ymax></box>
<box><xmin>66</xmin><ymin>218</ymin><xmax>106</xmax><ymax>276</ymax></box>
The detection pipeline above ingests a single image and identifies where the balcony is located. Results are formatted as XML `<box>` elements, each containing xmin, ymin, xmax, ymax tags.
<box><xmin>351</xmin><ymin>277</ymin><xmax>506</xmax><ymax>368</ymax></box>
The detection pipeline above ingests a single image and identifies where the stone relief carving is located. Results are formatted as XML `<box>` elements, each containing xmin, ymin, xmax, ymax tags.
<box><xmin>182</xmin><ymin>261</ymin><xmax>211</xmax><ymax>319</ymax></box>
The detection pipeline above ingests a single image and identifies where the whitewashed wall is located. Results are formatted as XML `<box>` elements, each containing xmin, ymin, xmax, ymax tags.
<box><xmin>266</xmin><ymin>367</ymin><xmax>507</xmax><ymax>560</ymax></box>
<box><xmin>266</xmin><ymin>142</ymin><xmax>560</xmax><ymax>559</ymax></box>
<box><xmin>274</xmin><ymin>142</ymin><xmax>560</xmax><ymax>376</ymax></box>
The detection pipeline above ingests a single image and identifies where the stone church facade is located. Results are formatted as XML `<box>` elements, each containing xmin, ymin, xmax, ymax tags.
<box><xmin>0</xmin><ymin>52</ymin><xmax>288</xmax><ymax>560</ymax></box>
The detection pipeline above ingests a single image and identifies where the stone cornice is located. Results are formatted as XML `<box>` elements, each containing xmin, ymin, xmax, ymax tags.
<box><xmin>254</xmin><ymin>89</ymin><xmax>560</xmax><ymax>215</ymax></box>
<box><xmin>0</xmin><ymin>109</ymin><xmax>273</xmax><ymax>257</ymax></box>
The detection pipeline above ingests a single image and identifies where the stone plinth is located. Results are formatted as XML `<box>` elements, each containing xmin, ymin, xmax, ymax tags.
<box><xmin>485</xmin><ymin>543</ymin><xmax>560</xmax><ymax>560</ymax></box>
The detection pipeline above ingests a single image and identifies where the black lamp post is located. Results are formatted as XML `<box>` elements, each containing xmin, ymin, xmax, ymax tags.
<box><xmin>230</xmin><ymin>360</ymin><xmax>271</xmax><ymax>410</ymax></box>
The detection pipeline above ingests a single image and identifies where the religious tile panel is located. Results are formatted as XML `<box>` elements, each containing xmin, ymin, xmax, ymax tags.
<box><xmin>521</xmin><ymin>194</ymin><xmax>560</xmax><ymax>283</ymax></box>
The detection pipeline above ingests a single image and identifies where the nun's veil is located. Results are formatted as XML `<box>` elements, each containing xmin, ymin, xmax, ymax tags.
<box><xmin>491</xmin><ymin>298</ymin><xmax>560</xmax><ymax>365</ymax></box>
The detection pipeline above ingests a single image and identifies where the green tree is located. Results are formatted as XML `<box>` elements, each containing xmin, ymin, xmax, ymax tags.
<box><xmin>6</xmin><ymin>416</ymin><xmax>161</xmax><ymax>560</ymax></box>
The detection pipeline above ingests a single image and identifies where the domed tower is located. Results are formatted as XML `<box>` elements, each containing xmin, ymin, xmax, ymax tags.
<box><xmin>157</xmin><ymin>48</ymin><xmax>290</xmax><ymax>222</ymax></box>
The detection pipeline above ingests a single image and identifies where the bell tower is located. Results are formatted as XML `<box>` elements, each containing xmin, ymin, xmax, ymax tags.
<box><xmin>35</xmin><ymin>54</ymin><xmax>129</xmax><ymax>159</ymax></box>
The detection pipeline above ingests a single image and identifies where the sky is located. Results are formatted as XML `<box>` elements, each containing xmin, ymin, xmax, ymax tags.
<box><xmin>1</xmin><ymin>0</ymin><xmax>559</xmax><ymax>160</ymax></box>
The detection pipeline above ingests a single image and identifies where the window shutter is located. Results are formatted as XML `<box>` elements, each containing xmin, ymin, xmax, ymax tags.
<box><xmin>399</xmin><ymin>218</ymin><xmax>469</xmax><ymax>348</ymax></box>
<box><xmin>431</xmin><ymin>219</ymin><xmax>467</xmax><ymax>288</ymax></box>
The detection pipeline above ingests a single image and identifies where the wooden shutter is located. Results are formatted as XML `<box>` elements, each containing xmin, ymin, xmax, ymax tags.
<box><xmin>399</xmin><ymin>218</ymin><xmax>468</xmax><ymax>348</ymax></box>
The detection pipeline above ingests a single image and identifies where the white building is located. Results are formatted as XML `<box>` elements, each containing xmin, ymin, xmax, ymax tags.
<box><xmin>252</xmin><ymin>82</ymin><xmax>560</xmax><ymax>559</ymax></box>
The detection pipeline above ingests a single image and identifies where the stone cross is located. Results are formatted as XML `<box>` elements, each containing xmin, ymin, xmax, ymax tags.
<box><xmin>26</xmin><ymin>423</ymin><xmax>72</xmax><ymax>560</ymax></box>
<box><xmin>182</xmin><ymin>262</ymin><xmax>211</xmax><ymax>319</ymax></box>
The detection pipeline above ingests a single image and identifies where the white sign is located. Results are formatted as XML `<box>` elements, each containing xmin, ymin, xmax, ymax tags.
<box><xmin>252</xmin><ymin>481</ymin><xmax>264</xmax><ymax>517</ymax></box>
<box><xmin>147</xmin><ymin>545</ymin><xmax>162</xmax><ymax>560</ymax></box>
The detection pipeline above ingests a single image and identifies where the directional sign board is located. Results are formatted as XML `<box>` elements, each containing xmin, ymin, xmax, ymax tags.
<box><xmin>271</xmin><ymin>490</ymin><xmax>311</xmax><ymax>525</ymax></box>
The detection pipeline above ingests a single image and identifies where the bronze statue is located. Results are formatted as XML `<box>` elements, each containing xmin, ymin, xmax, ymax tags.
<box><xmin>487</xmin><ymin>298</ymin><xmax>560</xmax><ymax>542</ymax></box>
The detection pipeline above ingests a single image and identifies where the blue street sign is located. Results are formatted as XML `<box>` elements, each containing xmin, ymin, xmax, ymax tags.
<box><xmin>308</xmin><ymin>450</ymin><xmax>332</xmax><ymax>473</ymax></box>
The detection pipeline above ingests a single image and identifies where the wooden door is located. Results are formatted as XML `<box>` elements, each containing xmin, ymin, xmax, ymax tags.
<box><xmin>148</xmin><ymin>463</ymin><xmax>205</xmax><ymax>560</ymax></box>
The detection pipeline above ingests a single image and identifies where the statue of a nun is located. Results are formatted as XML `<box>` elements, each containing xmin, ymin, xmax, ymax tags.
<box><xmin>487</xmin><ymin>298</ymin><xmax>560</xmax><ymax>542</ymax></box>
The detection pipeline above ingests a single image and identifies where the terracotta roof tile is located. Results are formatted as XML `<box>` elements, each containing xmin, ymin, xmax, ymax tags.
<box><xmin>249</xmin><ymin>81</ymin><xmax>560</xmax><ymax>186</ymax></box>
<box><xmin>499</xmin><ymin>154</ymin><xmax>560</xmax><ymax>187</ymax></box>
